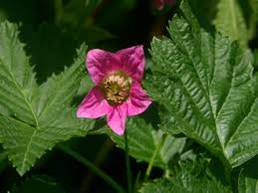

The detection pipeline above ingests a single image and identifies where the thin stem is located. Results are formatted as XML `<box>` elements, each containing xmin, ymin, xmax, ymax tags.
<box><xmin>144</xmin><ymin>134</ymin><xmax>166</xmax><ymax>181</ymax></box>
<box><xmin>58</xmin><ymin>144</ymin><xmax>126</xmax><ymax>193</ymax></box>
<box><xmin>124</xmin><ymin>131</ymin><xmax>132</xmax><ymax>193</ymax></box>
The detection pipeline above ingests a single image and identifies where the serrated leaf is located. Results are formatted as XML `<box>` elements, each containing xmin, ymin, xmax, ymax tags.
<box><xmin>0</xmin><ymin>22</ymin><xmax>37</xmax><ymax>124</ymax></box>
<box><xmin>34</xmin><ymin>44</ymin><xmax>86</xmax><ymax>127</ymax></box>
<box><xmin>214</xmin><ymin>0</ymin><xmax>255</xmax><ymax>47</ymax></box>
<box><xmin>139</xmin><ymin>160</ymin><xmax>231</xmax><ymax>193</ymax></box>
<box><xmin>149</xmin><ymin>0</ymin><xmax>258</xmax><ymax>168</ymax></box>
<box><xmin>0</xmin><ymin>21</ymin><xmax>94</xmax><ymax>175</ymax></box>
<box><xmin>107</xmin><ymin>117</ymin><xmax>186</xmax><ymax>169</ymax></box>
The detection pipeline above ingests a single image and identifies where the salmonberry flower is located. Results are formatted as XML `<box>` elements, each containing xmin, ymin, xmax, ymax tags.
<box><xmin>154</xmin><ymin>0</ymin><xmax>176</xmax><ymax>10</ymax></box>
<box><xmin>77</xmin><ymin>46</ymin><xmax>152</xmax><ymax>135</ymax></box>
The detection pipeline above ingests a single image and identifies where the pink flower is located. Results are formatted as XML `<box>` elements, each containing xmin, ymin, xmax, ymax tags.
<box><xmin>77</xmin><ymin>46</ymin><xmax>152</xmax><ymax>136</ymax></box>
<box><xmin>154</xmin><ymin>0</ymin><xmax>176</xmax><ymax>10</ymax></box>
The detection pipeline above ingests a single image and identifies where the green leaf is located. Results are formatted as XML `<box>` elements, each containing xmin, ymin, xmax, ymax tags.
<box><xmin>107</xmin><ymin>117</ymin><xmax>186</xmax><ymax>169</ymax></box>
<box><xmin>0</xmin><ymin>21</ymin><xmax>94</xmax><ymax>175</ymax></box>
<box><xmin>214</xmin><ymin>0</ymin><xmax>255</xmax><ymax>47</ymax></box>
<box><xmin>139</xmin><ymin>160</ymin><xmax>231</xmax><ymax>193</ymax></box>
<box><xmin>34</xmin><ymin>44</ymin><xmax>86</xmax><ymax>127</ymax></box>
<box><xmin>149</xmin><ymin>0</ymin><xmax>258</xmax><ymax>168</ymax></box>
<box><xmin>0</xmin><ymin>21</ymin><xmax>37</xmax><ymax>123</ymax></box>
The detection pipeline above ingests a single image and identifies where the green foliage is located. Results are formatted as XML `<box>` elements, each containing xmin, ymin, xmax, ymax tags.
<box><xmin>214</xmin><ymin>0</ymin><xmax>258</xmax><ymax>47</ymax></box>
<box><xmin>107</xmin><ymin>117</ymin><xmax>186</xmax><ymax>169</ymax></box>
<box><xmin>0</xmin><ymin>21</ymin><xmax>94</xmax><ymax>176</ymax></box>
<box><xmin>149</xmin><ymin>0</ymin><xmax>258</xmax><ymax>168</ymax></box>
<box><xmin>139</xmin><ymin>159</ymin><xmax>231</xmax><ymax>193</ymax></box>
<box><xmin>0</xmin><ymin>0</ymin><xmax>258</xmax><ymax>192</ymax></box>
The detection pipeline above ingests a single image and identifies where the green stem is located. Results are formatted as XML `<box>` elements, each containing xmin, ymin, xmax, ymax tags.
<box><xmin>124</xmin><ymin>131</ymin><xmax>132</xmax><ymax>193</ymax></box>
<box><xmin>58</xmin><ymin>144</ymin><xmax>126</xmax><ymax>193</ymax></box>
<box><xmin>144</xmin><ymin>134</ymin><xmax>166</xmax><ymax>181</ymax></box>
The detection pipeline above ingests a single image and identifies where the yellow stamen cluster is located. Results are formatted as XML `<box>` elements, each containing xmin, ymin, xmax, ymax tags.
<box><xmin>100</xmin><ymin>71</ymin><xmax>132</xmax><ymax>105</ymax></box>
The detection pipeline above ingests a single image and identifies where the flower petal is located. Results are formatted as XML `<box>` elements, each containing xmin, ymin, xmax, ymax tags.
<box><xmin>126</xmin><ymin>82</ymin><xmax>152</xmax><ymax>116</ymax></box>
<box><xmin>77</xmin><ymin>87</ymin><xmax>110</xmax><ymax>118</ymax></box>
<box><xmin>116</xmin><ymin>45</ymin><xmax>145</xmax><ymax>82</ymax></box>
<box><xmin>86</xmin><ymin>49</ymin><xmax>121</xmax><ymax>85</ymax></box>
<box><xmin>107</xmin><ymin>104</ymin><xmax>127</xmax><ymax>135</ymax></box>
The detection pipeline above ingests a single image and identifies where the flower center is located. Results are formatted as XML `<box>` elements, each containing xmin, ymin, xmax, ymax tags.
<box><xmin>100</xmin><ymin>71</ymin><xmax>132</xmax><ymax>106</ymax></box>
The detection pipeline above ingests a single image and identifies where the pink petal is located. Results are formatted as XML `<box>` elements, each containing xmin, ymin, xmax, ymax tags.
<box><xmin>86</xmin><ymin>49</ymin><xmax>121</xmax><ymax>85</ymax></box>
<box><xmin>107</xmin><ymin>104</ymin><xmax>127</xmax><ymax>136</ymax></box>
<box><xmin>116</xmin><ymin>45</ymin><xmax>145</xmax><ymax>82</ymax></box>
<box><xmin>77</xmin><ymin>87</ymin><xmax>110</xmax><ymax>118</ymax></box>
<box><xmin>126</xmin><ymin>82</ymin><xmax>152</xmax><ymax>116</ymax></box>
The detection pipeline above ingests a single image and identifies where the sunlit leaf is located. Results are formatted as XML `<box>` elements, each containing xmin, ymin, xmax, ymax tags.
<box><xmin>149</xmin><ymin>0</ymin><xmax>258</xmax><ymax>168</ymax></box>
<box><xmin>0</xmin><ymin>21</ymin><xmax>94</xmax><ymax>175</ymax></box>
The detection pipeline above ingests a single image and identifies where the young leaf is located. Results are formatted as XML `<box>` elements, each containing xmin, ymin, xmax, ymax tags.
<box><xmin>107</xmin><ymin>117</ymin><xmax>186</xmax><ymax>169</ymax></box>
<box><xmin>0</xmin><ymin>21</ymin><xmax>94</xmax><ymax>175</ymax></box>
<box><xmin>139</xmin><ymin>160</ymin><xmax>231</xmax><ymax>193</ymax></box>
<box><xmin>149</xmin><ymin>0</ymin><xmax>258</xmax><ymax>168</ymax></box>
